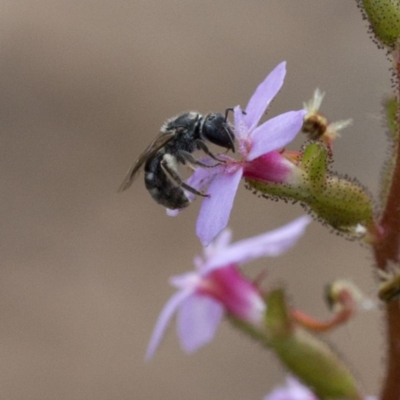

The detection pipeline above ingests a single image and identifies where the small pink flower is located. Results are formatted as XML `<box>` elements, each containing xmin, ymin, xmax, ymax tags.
<box><xmin>146</xmin><ymin>216</ymin><xmax>311</xmax><ymax>359</ymax></box>
<box><xmin>168</xmin><ymin>62</ymin><xmax>306</xmax><ymax>245</ymax></box>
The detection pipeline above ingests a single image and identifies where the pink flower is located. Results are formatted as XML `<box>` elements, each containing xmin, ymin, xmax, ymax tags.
<box><xmin>146</xmin><ymin>216</ymin><xmax>311</xmax><ymax>359</ymax></box>
<box><xmin>168</xmin><ymin>62</ymin><xmax>306</xmax><ymax>246</ymax></box>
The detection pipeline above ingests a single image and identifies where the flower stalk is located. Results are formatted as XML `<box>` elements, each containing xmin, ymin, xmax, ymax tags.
<box><xmin>264</xmin><ymin>289</ymin><xmax>361</xmax><ymax>400</ymax></box>
<box><xmin>372</xmin><ymin>58</ymin><xmax>400</xmax><ymax>400</ymax></box>
<box><xmin>230</xmin><ymin>287</ymin><xmax>363</xmax><ymax>399</ymax></box>
<box><xmin>292</xmin><ymin>280</ymin><xmax>366</xmax><ymax>333</ymax></box>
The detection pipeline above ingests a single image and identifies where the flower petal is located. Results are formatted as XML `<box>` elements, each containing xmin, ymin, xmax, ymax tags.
<box><xmin>202</xmin><ymin>228</ymin><xmax>232</xmax><ymax>262</ymax></box>
<box><xmin>243</xmin><ymin>151</ymin><xmax>296</xmax><ymax>184</ymax></box>
<box><xmin>264</xmin><ymin>377</ymin><xmax>318</xmax><ymax>400</ymax></box>
<box><xmin>233</xmin><ymin>106</ymin><xmax>249</xmax><ymax>142</ymax></box>
<box><xmin>247</xmin><ymin>110</ymin><xmax>306</xmax><ymax>161</ymax></box>
<box><xmin>204</xmin><ymin>216</ymin><xmax>311</xmax><ymax>271</ymax></box>
<box><xmin>196</xmin><ymin>167</ymin><xmax>243</xmax><ymax>246</ymax></box>
<box><xmin>170</xmin><ymin>271</ymin><xmax>201</xmax><ymax>288</ymax></box>
<box><xmin>204</xmin><ymin>265</ymin><xmax>266</xmax><ymax>324</ymax></box>
<box><xmin>177</xmin><ymin>295</ymin><xmax>224</xmax><ymax>353</ymax></box>
<box><xmin>166</xmin><ymin>163</ymin><xmax>220</xmax><ymax>216</ymax></box>
<box><xmin>146</xmin><ymin>289</ymin><xmax>193</xmax><ymax>360</ymax></box>
<box><xmin>244</xmin><ymin>62</ymin><xmax>287</xmax><ymax>131</ymax></box>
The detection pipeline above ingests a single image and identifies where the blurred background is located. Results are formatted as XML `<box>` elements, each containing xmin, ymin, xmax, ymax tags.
<box><xmin>0</xmin><ymin>1</ymin><xmax>389</xmax><ymax>399</ymax></box>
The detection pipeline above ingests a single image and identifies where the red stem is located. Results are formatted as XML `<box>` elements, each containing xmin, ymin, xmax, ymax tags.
<box><xmin>373</xmin><ymin>59</ymin><xmax>400</xmax><ymax>400</ymax></box>
<box><xmin>291</xmin><ymin>290</ymin><xmax>355</xmax><ymax>333</ymax></box>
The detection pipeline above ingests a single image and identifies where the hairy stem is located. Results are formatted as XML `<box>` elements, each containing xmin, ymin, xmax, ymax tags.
<box><xmin>373</xmin><ymin>58</ymin><xmax>400</xmax><ymax>400</ymax></box>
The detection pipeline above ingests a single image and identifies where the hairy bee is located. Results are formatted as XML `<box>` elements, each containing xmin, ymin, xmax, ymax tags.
<box><xmin>118</xmin><ymin>110</ymin><xmax>235</xmax><ymax>209</ymax></box>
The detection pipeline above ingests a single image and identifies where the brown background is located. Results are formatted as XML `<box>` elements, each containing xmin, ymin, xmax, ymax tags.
<box><xmin>0</xmin><ymin>1</ymin><xmax>388</xmax><ymax>399</ymax></box>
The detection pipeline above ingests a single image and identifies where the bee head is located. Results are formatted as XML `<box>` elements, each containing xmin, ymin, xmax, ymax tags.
<box><xmin>201</xmin><ymin>112</ymin><xmax>235</xmax><ymax>153</ymax></box>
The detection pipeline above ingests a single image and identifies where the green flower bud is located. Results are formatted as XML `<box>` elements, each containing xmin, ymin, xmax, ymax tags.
<box><xmin>307</xmin><ymin>173</ymin><xmax>374</xmax><ymax>235</ymax></box>
<box><xmin>301</xmin><ymin>142</ymin><xmax>328</xmax><ymax>193</ymax></box>
<box><xmin>361</xmin><ymin>0</ymin><xmax>400</xmax><ymax>48</ymax></box>
<box><xmin>246</xmin><ymin>143</ymin><xmax>375</xmax><ymax>238</ymax></box>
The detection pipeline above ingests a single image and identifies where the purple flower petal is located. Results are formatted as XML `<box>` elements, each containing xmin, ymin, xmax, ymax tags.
<box><xmin>233</xmin><ymin>106</ymin><xmax>249</xmax><ymax>142</ymax></box>
<box><xmin>264</xmin><ymin>377</ymin><xmax>318</xmax><ymax>400</ymax></box>
<box><xmin>202</xmin><ymin>228</ymin><xmax>232</xmax><ymax>262</ymax></box>
<box><xmin>146</xmin><ymin>289</ymin><xmax>193</xmax><ymax>360</ymax></box>
<box><xmin>196</xmin><ymin>167</ymin><xmax>243</xmax><ymax>246</ymax></box>
<box><xmin>210</xmin><ymin>228</ymin><xmax>232</xmax><ymax>250</ymax></box>
<box><xmin>187</xmin><ymin>160</ymin><xmax>222</xmax><ymax>189</ymax></box>
<box><xmin>177</xmin><ymin>295</ymin><xmax>224</xmax><ymax>353</ymax></box>
<box><xmin>166</xmin><ymin>164</ymin><xmax>220</xmax><ymax>216</ymax></box>
<box><xmin>204</xmin><ymin>216</ymin><xmax>311</xmax><ymax>271</ymax></box>
<box><xmin>247</xmin><ymin>110</ymin><xmax>306</xmax><ymax>161</ymax></box>
<box><xmin>244</xmin><ymin>62</ymin><xmax>286</xmax><ymax>131</ymax></box>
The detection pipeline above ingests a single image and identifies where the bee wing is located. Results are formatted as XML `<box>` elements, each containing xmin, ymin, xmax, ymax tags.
<box><xmin>118</xmin><ymin>131</ymin><xmax>176</xmax><ymax>192</ymax></box>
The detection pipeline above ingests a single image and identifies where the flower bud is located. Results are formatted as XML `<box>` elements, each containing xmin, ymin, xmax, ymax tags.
<box><xmin>246</xmin><ymin>142</ymin><xmax>375</xmax><ymax>238</ymax></box>
<box><xmin>307</xmin><ymin>172</ymin><xmax>374</xmax><ymax>236</ymax></box>
<box><xmin>360</xmin><ymin>0</ymin><xmax>400</xmax><ymax>48</ymax></box>
<box><xmin>301</xmin><ymin>142</ymin><xmax>329</xmax><ymax>193</ymax></box>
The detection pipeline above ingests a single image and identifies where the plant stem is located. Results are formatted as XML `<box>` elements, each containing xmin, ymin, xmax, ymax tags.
<box><xmin>373</xmin><ymin>58</ymin><xmax>400</xmax><ymax>400</ymax></box>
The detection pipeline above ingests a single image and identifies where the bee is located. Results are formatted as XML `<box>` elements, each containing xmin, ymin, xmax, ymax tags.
<box><xmin>118</xmin><ymin>109</ymin><xmax>235</xmax><ymax>209</ymax></box>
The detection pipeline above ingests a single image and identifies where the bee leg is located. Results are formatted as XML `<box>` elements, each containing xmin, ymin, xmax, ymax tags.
<box><xmin>195</xmin><ymin>140</ymin><xmax>226</xmax><ymax>162</ymax></box>
<box><xmin>223</xmin><ymin>107</ymin><xmax>242</xmax><ymax>153</ymax></box>
<box><xmin>177</xmin><ymin>150</ymin><xmax>220</xmax><ymax>168</ymax></box>
<box><xmin>161</xmin><ymin>156</ymin><xmax>210</xmax><ymax>198</ymax></box>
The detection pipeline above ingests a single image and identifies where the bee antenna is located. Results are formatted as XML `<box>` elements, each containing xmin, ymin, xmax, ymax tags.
<box><xmin>224</xmin><ymin>107</ymin><xmax>247</xmax><ymax>121</ymax></box>
<box><xmin>224</xmin><ymin>107</ymin><xmax>234</xmax><ymax>121</ymax></box>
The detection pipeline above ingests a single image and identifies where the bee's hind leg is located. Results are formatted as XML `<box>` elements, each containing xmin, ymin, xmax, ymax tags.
<box><xmin>195</xmin><ymin>140</ymin><xmax>226</xmax><ymax>162</ymax></box>
<box><xmin>177</xmin><ymin>150</ymin><xmax>221</xmax><ymax>169</ymax></box>
<box><xmin>161</xmin><ymin>155</ymin><xmax>209</xmax><ymax>198</ymax></box>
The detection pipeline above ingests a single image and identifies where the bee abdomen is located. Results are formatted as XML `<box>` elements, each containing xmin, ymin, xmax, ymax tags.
<box><xmin>144</xmin><ymin>156</ymin><xmax>189</xmax><ymax>209</ymax></box>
